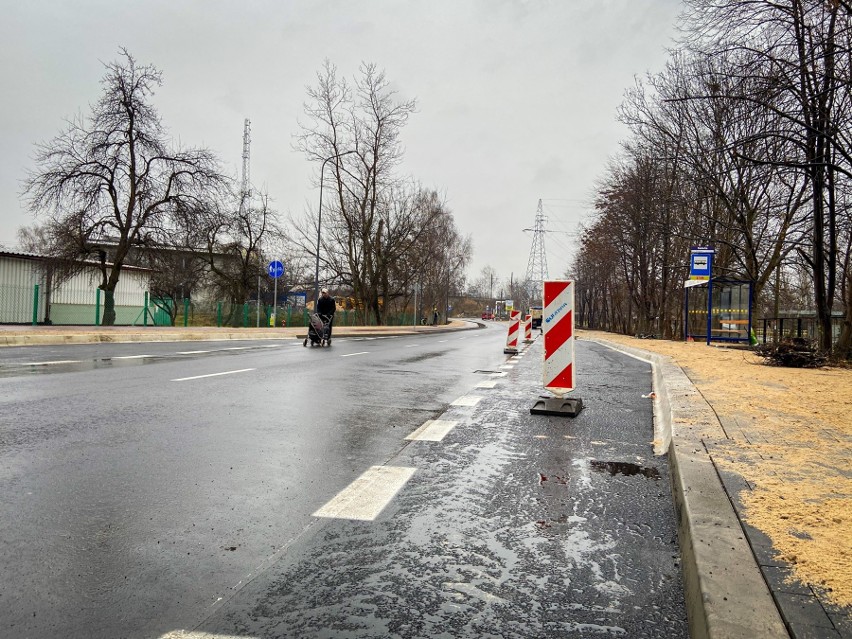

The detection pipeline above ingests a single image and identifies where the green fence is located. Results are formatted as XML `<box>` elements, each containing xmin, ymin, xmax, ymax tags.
<box><xmin>0</xmin><ymin>283</ymin><xmax>42</xmax><ymax>324</ymax></box>
<box><xmin>1</xmin><ymin>284</ymin><xmax>421</xmax><ymax>328</ymax></box>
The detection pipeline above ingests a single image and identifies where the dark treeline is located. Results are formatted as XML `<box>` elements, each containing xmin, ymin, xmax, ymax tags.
<box><xmin>573</xmin><ymin>0</ymin><xmax>852</xmax><ymax>357</ymax></box>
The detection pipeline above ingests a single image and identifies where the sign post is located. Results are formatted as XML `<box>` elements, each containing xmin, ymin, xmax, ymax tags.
<box><xmin>413</xmin><ymin>282</ymin><xmax>420</xmax><ymax>329</ymax></box>
<box><xmin>689</xmin><ymin>247</ymin><xmax>715</xmax><ymax>345</ymax></box>
<box><xmin>530</xmin><ymin>280</ymin><xmax>583</xmax><ymax>417</ymax></box>
<box><xmin>268</xmin><ymin>260</ymin><xmax>284</xmax><ymax>326</ymax></box>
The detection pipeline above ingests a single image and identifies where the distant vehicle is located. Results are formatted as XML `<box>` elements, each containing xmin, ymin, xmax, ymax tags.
<box><xmin>529</xmin><ymin>306</ymin><xmax>543</xmax><ymax>329</ymax></box>
<box><xmin>481</xmin><ymin>311</ymin><xmax>493</xmax><ymax>320</ymax></box>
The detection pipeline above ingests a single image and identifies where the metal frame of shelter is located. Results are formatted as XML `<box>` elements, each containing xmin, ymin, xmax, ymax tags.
<box><xmin>684</xmin><ymin>277</ymin><xmax>754</xmax><ymax>345</ymax></box>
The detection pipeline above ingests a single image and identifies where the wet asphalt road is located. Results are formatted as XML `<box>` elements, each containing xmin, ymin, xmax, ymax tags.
<box><xmin>0</xmin><ymin>324</ymin><xmax>688</xmax><ymax>638</ymax></box>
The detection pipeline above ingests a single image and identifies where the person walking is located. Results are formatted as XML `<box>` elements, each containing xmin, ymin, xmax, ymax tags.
<box><xmin>317</xmin><ymin>288</ymin><xmax>337</xmax><ymax>342</ymax></box>
<box><xmin>432</xmin><ymin>307</ymin><xmax>439</xmax><ymax>326</ymax></box>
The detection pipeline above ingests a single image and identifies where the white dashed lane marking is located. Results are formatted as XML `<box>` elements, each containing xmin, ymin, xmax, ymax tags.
<box><xmin>450</xmin><ymin>395</ymin><xmax>483</xmax><ymax>407</ymax></box>
<box><xmin>476</xmin><ymin>380</ymin><xmax>499</xmax><ymax>389</ymax></box>
<box><xmin>406</xmin><ymin>419</ymin><xmax>459</xmax><ymax>442</ymax></box>
<box><xmin>17</xmin><ymin>360</ymin><xmax>80</xmax><ymax>366</ymax></box>
<box><xmin>177</xmin><ymin>350</ymin><xmax>210</xmax><ymax>354</ymax></box>
<box><xmin>171</xmin><ymin>368</ymin><xmax>256</xmax><ymax>382</ymax></box>
<box><xmin>312</xmin><ymin>466</ymin><xmax>416</xmax><ymax>521</ymax></box>
<box><xmin>340</xmin><ymin>352</ymin><xmax>369</xmax><ymax>358</ymax></box>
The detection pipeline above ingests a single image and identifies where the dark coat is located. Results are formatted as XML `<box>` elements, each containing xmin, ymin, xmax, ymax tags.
<box><xmin>317</xmin><ymin>295</ymin><xmax>336</xmax><ymax>317</ymax></box>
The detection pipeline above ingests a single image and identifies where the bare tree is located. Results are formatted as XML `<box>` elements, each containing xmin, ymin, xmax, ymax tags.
<box><xmin>469</xmin><ymin>266</ymin><xmax>501</xmax><ymax>301</ymax></box>
<box><xmin>23</xmin><ymin>49</ymin><xmax>227</xmax><ymax>325</ymax></box>
<box><xmin>682</xmin><ymin>0</ymin><xmax>852</xmax><ymax>351</ymax></box>
<box><xmin>296</xmin><ymin>60</ymin><xmax>424</xmax><ymax>324</ymax></box>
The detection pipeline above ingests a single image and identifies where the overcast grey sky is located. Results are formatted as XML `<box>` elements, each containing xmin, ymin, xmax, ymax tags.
<box><xmin>1</xmin><ymin>0</ymin><xmax>682</xmax><ymax>288</ymax></box>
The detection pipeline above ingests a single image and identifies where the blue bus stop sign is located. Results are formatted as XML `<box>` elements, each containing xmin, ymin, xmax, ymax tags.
<box><xmin>267</xmin><ymin>260</ymin><xmax>284</xmax><ymax>278</ymax></box>
<box><xmin>689</xmin><ymin>248</ymin><xmax>714</xmax><ymax>280</ymax></box>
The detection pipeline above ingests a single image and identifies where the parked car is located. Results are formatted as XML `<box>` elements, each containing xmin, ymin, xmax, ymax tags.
<box><xmin>481</xmin><ymin>311</ymin><xmax>493</xmax><ymax>320</ymax></box>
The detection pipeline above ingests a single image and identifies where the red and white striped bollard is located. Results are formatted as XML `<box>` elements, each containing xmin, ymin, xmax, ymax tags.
<box><xmin>530</xmin><ymin>280</ymin><xmax>583</xmax><ymax>417</ymax></box>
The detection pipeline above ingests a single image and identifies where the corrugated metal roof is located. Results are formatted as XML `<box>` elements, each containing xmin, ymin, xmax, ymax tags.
<box><xmin>0</xmin><ymin>250</ymin><xmax>43</xmax><ymax>260</ymax></box>
<box><xmin>0</xmin><ymin>251</ymin><xmax>153</xmax><ymax>272</ymax></box>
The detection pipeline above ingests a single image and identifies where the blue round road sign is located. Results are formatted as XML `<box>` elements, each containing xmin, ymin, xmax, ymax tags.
<box><xmin>267</xmin><ymin>260</ymin><xmax>284</xmax><ymax>278</ymax></box>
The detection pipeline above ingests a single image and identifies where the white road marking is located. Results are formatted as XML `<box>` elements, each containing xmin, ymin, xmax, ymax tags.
<box><xmin>406</xmin><ymin>419</ymin><xmax>459</xmax><ymax>442</ymax></box>
<box><xmin>18</xmin><ymin>360</ymin><xmax>80</xmax><ymax>366</ymax></box>
<box><xmin>490</xmin><ymin>372</ymin><xmax>508</xmax><ymax>378</ymax></box>
<box><xmin>158</xmin><ymin>632</ymin><xmax>250</xmax><ymax>639</ymax></box>
<box><xmin>499</xmin><ymin>364</ymin><xmax>514</xmax><ymax>370</ymax></box>
<box><xmin>223</xmin><ymin>346</ymin><xmax>251</xmax><ymax>350</ymax></box>
<box><xmin>404</xmin><ymin>343</ymin><xmax>420</xmax><ymax>348</ymax></box>
<box><xmin>177</xmin><ymin>350</ymin><xmax>210</xmax><ymax>354</ymax></box>
<box><xmin>340</xmin><ymin>351</ymin><xmax>369</xmax><ymax>358</ymax></box>
<box><xmin>438</xmin><ymin>340</ymin><xmax>449</xmax><ymax>343</ymax></box>
<box><xmin>113</xmin><ymin>355</ymin><xmax>150</xmax><ymax>359</ymax></box>
<box><xmin>451</xmin><ymin>395</ymin><xmax>483</xmax><ymax>407</ymax></box>
<box><xmin>312</xmin><ymin>465</ymin><xmax>416</xmax><ymax>521</ymax></box>
<box><xmin>476</xmin><ymin>380</ymin><xmax>498</xmax><ymax>389</ymax></box>
<box><xmin>171</xmin><ymin>368</ymin><xmax>255</xmax><ymax>382</ymax></box>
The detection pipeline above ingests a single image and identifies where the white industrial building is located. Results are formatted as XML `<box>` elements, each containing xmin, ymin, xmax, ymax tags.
<box><xmin>0</xmin><ymin>251</ymin><xmax>151</xmax><ymax>325</ymax></box>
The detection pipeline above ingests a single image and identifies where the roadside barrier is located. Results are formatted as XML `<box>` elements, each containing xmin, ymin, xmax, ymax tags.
<box><xmin>523</xmin><ymin>314</ymin><xmax>533</xmax><ymax>343</ymax></box>
<box><xmin>504</xmin><ymin>310</ymin><xmax>520</xmax><ymax>354</ymax></box>
<box><xmin>531</xmin><ymin>280</ymin><xmax>583</xmax><ymax>417</ymax></box>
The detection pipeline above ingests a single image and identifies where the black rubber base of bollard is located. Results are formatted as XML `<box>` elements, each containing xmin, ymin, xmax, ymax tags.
<box><xmin>530</xmin><ymin>397</ymin><xmax>584</xmax><ymax>417</ymax></box>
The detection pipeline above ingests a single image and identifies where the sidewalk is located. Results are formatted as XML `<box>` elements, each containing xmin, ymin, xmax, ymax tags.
<box><xmin>0</xmin><ymin>319</ymin><xmax>478</xmax><ymax>347</ymax></box>
<box><xmin>582</xmin><ymin>330</ymin><xmax>852</xmax><ymax>639</ymax></box>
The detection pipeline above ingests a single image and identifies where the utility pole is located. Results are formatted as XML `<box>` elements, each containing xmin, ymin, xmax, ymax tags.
<box><xmin>239</xmin><ymin>119</ymin><xmax>258</xmax><ymax>324</ymax></box>
<box><xmin>240</xmin><ymin>119</ymin><xmax>251</xmax><ymax>214</ymax></box>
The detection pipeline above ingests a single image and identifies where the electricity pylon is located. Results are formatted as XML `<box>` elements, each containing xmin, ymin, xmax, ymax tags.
<box><xmin>524</xmin><ymin>199</ymin><xmax>549</xmax><ymax>301</ymax></box>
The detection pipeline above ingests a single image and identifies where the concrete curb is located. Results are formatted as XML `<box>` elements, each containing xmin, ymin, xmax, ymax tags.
<box><xmin>0</xmin><ymin>321</ymin><xmax>482</xmax><ymax>347</ymax></box>
<box><xmin>584</xmin><ymin>338</ymin><xmax>788</xmax><ymax>639</ymax></box>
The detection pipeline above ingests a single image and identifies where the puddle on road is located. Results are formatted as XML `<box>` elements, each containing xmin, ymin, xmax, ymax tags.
<box><xmin>590</xmin><ymin>460</ymin><xmax>661</xmax><ymax>480</ymax></box>
<box><xmin>398</xmin><ymin>351</ymin><xmax>446</xmax><ymax>364</ymax></box>
<box><xmin>0</xmin><ymin>347</ymin><xmax>264</xmax><ymax>378</ymax></box>
<box><xmin>0</xmin><ymin>357</ymin><xmax>167</xmax><ymax>377</ymax></box>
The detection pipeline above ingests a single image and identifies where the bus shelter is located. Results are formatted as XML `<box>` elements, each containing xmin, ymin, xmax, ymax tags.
<box><xmin>684</xmin><ymin>278</ymin><xmax>753</xmax><ymax>344</ymax></box>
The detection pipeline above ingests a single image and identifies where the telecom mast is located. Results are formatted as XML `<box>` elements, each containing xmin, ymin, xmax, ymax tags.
<box><xmin>239</xmin><ymin>118</ymin><xmax>251</xmax><ymax>213</ymax></box>
<box><xmin>524</xmin><ymin>199</ymin><xmax>549</xmax><ymax>290</ymax></box>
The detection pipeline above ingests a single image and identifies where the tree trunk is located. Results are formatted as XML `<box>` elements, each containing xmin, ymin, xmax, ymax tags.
<box><xmin>835</xmin><ymin>269</ymin><xmax>852</xmax><ymax>358</ymax></box>
<box><xmin>102</xmin><ymin>288</ymin><xmax>116</xmax><ymax>326</ymax></box>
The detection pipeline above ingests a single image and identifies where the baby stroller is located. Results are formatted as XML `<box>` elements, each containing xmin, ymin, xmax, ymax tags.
<box><xmin>304</xmin><ymin>313</ymin><xmax>332</xmax><ymax>347</ymax></box>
